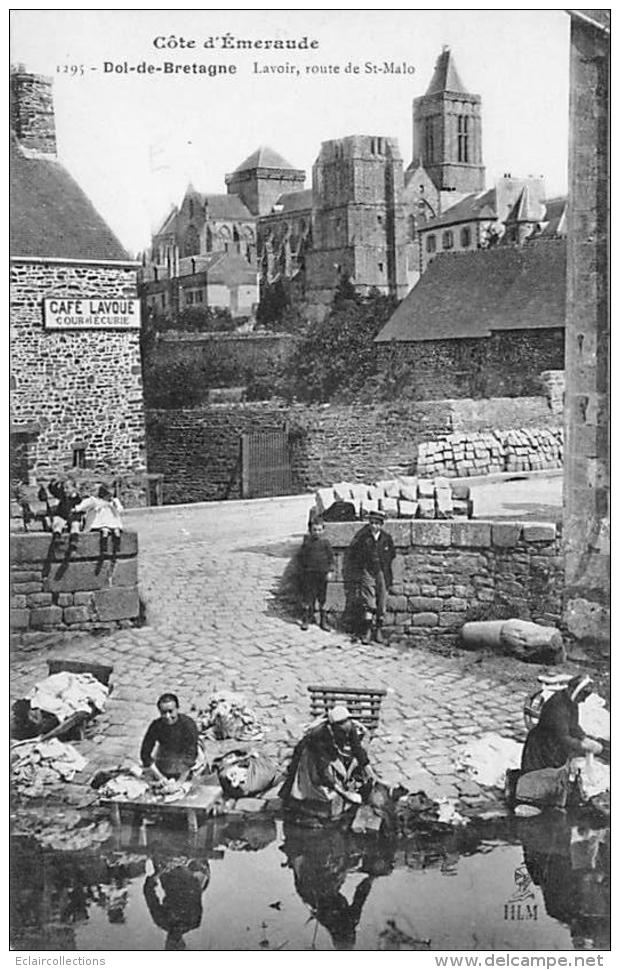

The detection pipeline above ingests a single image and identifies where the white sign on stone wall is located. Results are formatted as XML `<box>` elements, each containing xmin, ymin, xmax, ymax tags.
<box><xmin>43</xmin><ymin>297</ymin><xmax>140</xmax><ymax>330</ymax></box>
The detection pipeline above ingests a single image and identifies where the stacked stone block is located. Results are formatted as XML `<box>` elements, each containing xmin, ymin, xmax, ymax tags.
<box><xmin>322</xmin><ymin>519</ymin><xmax>562</xmax><ymax>647</ymax></box>
<box><xmin>10</xmin><ymin>532</ymin><xmax>140</xmax><ymax>644</ymax></box>
<box><xmin>417</xmin><ymin>427</ymin><xmax>563</xmax><ymax>478</ymax></box>
<box><xmin>316</xmin><ymin>477</ymin><xmax>472</xmax><ymax>521</ymax></box>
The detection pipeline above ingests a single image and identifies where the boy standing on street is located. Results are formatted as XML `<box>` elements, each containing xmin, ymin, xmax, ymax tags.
<box><xmin>298</xmin><ymin>517</ymin><xmax>335</xmax><ymax>631</ymax></box>
<box><xmin>350</xmin><ymin>509</ymin><xmax>395</xmax><ymax>644</ymax></box>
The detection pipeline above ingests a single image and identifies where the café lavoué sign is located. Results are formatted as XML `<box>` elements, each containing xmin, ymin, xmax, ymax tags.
<box><xmin>43</xmin><ymin>297</ymin><xmax>141</xmax><ymax>330</ymax></box>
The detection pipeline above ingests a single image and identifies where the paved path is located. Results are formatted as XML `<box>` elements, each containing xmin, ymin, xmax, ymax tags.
<box><xmin>11</xmin><ymin>484</ymin><xmax>563</xmax><ymax>809</ymax></box>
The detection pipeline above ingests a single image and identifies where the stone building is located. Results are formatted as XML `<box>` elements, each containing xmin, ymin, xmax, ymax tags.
<box><xmin>562</xmin><ymin>9</ymin><xmax>610</xmax><ymax>650</ymax></box>
<box><xmin>375</xmin><ymin>237</ymin><xmax>567</xmax><ymax>399</ymax></box>
<box><xmin>10</xmin><ymin>68</ymin><xmax>147</xmax><ymax>499</ymax></box>
<box><xmin>142</xmin><ymin>45</ymin><xmax>560</xmax><ymax>320</ymax></box>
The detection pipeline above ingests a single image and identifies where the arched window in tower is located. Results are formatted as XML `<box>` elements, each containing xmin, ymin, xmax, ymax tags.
<box><xmin>189</xmin><ymin>199</ymin><xmax>194</xmax><ymax>218</ymax></box>
<box><xmin>206</xmin><ymin>227</ymin><xmax>213</xmax><ymax>252</ymax></box>
<box><xmin>424</xmin><ymin>118</ymin><xmax>435</xmax><ymax>163</ymax></box>
<box><xmin>457</xmin><ymin>115</ymin><xmax>470</xmax><ymax>163</ymax></box>
<box><xmin>408</xmin><ymin>214</ymin><xmax>417</xmax><ymax>240</ymax></box>
<box><xmin>183</xmin><ymin>225</ymin><xmax>200</xmax><ymax>256</ymax></box>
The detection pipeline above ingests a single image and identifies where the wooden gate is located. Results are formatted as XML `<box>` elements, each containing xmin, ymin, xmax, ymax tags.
<box><xmin>240</xmin><ymin>430</ymin><xmax>293</xmax><ymax>498</ymax></box>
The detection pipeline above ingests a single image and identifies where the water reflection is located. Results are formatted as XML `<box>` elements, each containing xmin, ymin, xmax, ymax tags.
<box><xmin>10</xmin><ymin>811</ymin><xmax>610</xmax><ymax>951</ymax></box>
<box><xmin>280</xmin><ymin>824</ymin><xmax>394</xmax><ymax>949</ymax></box>
<box><xmin>519</xmin><ymin>815</ymin><xmax>610</xmax><ymax>950</ymax></box>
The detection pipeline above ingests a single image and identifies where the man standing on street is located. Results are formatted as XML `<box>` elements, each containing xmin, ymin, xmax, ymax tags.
<box><xmin>350</xmin><ymin>509</ymin><xmax>395</xmax><ymax>645</ymax></box>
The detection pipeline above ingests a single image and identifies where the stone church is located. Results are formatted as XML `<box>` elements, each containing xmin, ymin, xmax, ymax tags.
<box><xmin>142</xmin><ymin>46</ymin><xmax>561</xmax><ymax>321</ymax></box>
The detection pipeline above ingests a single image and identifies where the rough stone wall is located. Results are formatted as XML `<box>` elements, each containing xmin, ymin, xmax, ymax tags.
<box><xmin>9</xmin><ymin>531</ymin><xmax>140</xmax><ymax>644</ymax></box>
<box><xmin>145</xmin><ymin>397</ymin><xmax>564</xmax><ymax>505</ymax></box>
<box><xmin>322</xmin><ymin>519</ymin><xmax>562</xmax><ymax>647</ymax></box>
<box><xmin>10</xmin><ymin>261</ymin><xmax>147</xmax><ymax>498</ymax></box>
<box><xmin>377</xmin><ymin>329</ymin><xmax>565</xmax><ymax>399</ymax></box>
<box><xmin>563</xmin><ymin>17</ymin><xmax>610</xmax><ymax>651</ymax></box>
<box><xmin>146</xmin><ymin>405</ymin><xmax>290</xmax><ymax>504</ymax></box>
<box><xmin>10</xmin><ymin>71</ymin><xmax>56</xmax><ymax>155</ymax></box>
<box><xmin>153</xmin><ymin>331</ymin><xmax>295</xmax><ymax>379</ymax></box>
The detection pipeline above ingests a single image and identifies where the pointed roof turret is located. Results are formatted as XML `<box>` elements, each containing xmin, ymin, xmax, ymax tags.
<box><xmin>425</xmin><ymin>46</ymin><xmax>468</xmax><ymax>95</ymax></box>
<box><xmin>505</xmin><ymin>186</ymin><xmax>539</xmax><ymax>224</ymax></box>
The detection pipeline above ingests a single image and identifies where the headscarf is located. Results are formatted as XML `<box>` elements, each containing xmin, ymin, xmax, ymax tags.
<box><xmin>568</xmin><ymin>674</ymin><xmax>593</xmax><ymax>702</ymax></box>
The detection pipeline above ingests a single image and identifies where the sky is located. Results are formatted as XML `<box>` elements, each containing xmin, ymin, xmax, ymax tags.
<box><xmin>10</xmin><ymin>9</ymin><xmax>570</xmax><ymax>256</ymax></box>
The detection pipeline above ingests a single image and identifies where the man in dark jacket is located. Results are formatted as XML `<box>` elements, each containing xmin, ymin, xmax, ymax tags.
<box><xmin>350</xmin><ymin>510</ymin><xmax>395</xmax><ymax>644</ymax></box>
<box><xmin>140</xmin><ymin>693</ymin><xmax>199</xmax><ymax>782</ymax></box>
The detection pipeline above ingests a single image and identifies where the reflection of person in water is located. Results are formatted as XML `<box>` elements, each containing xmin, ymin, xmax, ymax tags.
<box><xmin>281</xmin><ymin>825</ymin><xmax>391</xmax><ymax>950</ymax></box>
<box><xmin>520</xmin><ymin>814</ymin><xmax>610</xmax><ymax>949</ymax></box>
<box><xmin>143</xmin><ymin>857</ymin><xmax>210</xmax><ymax>950</ymax></box>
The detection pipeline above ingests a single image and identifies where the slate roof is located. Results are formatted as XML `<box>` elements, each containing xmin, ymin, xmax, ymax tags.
<box><xmin>420</xmin><ymin>188</ymin><xmax>496</xmax><ymax>230</ymax></box>
<box><xmin>539</xmin><ymin>196</ymin><xmax>567</xmax><ymax>237</ymax></box>
<box><xmin>273</xmin><ymin>189</ymin><xmax>313</xmax><ymax>213</ymax></box>
<box><xmin>425</xmin><ymin>48</ymin><xmax>468</xmax><ymax>95</ymax></box>
<box><xmin>232</xmin><ymin>145</ymin><xmax>300</xmax><ymax>173</ymax></box>
<box><xmin>505</xmin><ymin>185</ymin><xmax>539</xmax><ymax>224</ymax></box>
<box><xmin>203</xmin><ymin>194</ymin><xmax>254</xmax><ymax>220</ymax></box>
<box><xmin>375</xmin><ymin>239</ymin><xmax>566</xmax><ymax>343</ymax></box>
<box><xmin>180</xmin><ymin>251</ymin><xmax>257</xmax><ymax>286</ymax></box>
<box><xmin>10</xmin><ymin>138</ymin><xmax>129</xmax><ymax>261</ymax></box>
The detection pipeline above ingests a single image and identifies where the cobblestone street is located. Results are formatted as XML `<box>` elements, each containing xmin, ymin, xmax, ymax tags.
<box><xmin>11</xmin><ymin>489</ymin><xmax>565</xmax><ymax>809</ymax></box>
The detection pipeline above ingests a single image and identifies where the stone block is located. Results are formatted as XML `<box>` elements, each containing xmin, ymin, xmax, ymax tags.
<box><xmin>43</xmin><ymin>557</ymin><xmax>138</xmax><ymax>593</ymax></box>
<box><xmin>30</xmin><ymin>605</ymin><xmax>63</xmax><ymax>628</ymax></box>
<box><xmin>387</xmin><ymin>595</ymin><xmax>407</xmax><ymax>612</ymax></box>
<box><xmin>57</xmin><ymin>593</ymin><xmax>73</xmax><ymax>607</ymax></box>
<box><xmin>92</xmin><ymin>586</ymin><xmax>140</xmax><ymax>622</ymax></box>
<box><xmin>10</xmin><ymin>530</ymin><xmax>137</xmax><ymax>562</ymax></box>
<box><xmin>380</xmin><ymin>497</ymin><xmax>399</xmax><ymax>516</ymax></box>
<box><xmin>391</xmin><ymin>557</ymin><xmax>405</xmax><ymax>585</ymax></box>
<box><xmin>410</xmin><ymin>597</ymin><xmax>443</xmax><ymax>612</ymax></box>
<box><xmin>417</xmin><ymin>479</ymin><xmax>435</xmax><ymax>499</ymax></box>
<box><xmin>384</xmin><ymin>520</ymin><xmax>412</xmax><ymax>547</ymax></box>
<box><xmin>438</xmin><ymin>612</ymin><xmax>464</xmax><ymax>628</ymax></box>
<box><xmin>26</xmin><ymin>592</ymin><xmax>53</xmax><ymax>607</ymax></box>
<box><xmin>63</xmin><ymin>606</ymin><xmax>90</xmax><ymax>624</ymax></box>
<box><xmin>412</xmin><ymin>612</ymin><xmax>439</xmax><ymax>627</ymax></box>
<box><xmin>451</xmin><ymin>522</ymin><xmax>491</xmax><ymax>548</ymax></box>
<box><xmin>323</xmin><ymin>522</ymin><xmax>365</xmax><ymax>548</ymax></box>
<box><xmin>523</xmin><ymin>523</ymin><xmax>557</xmax><ymax>543</ymax></box>
<box><xmin>411</xmin><ymin>521</ymin><xmax>452</xmax><ymax>547</ymax></box>
<box><xmin>10</xmin><ymin>570</ymin><xmax>42</xmax><ymax>584</ymax></box>
<box><xmin>10</xmin><ymin>595</ymin><xmax>27</xmax><ymax>608</ymax></box>
<box><xmin>10</xmin><ymin>608</ymin><xmax>30</xmax><ymax>630</ymax></box>
<box><xmin>12</xmin><ymin>582</ymin><xmax>43</xmax><ymax>594</ymax></box>
<box><xmin>452</xmin><ymin>499</ymin><xmax>470</xmax><ymax>518</ymax></box>
<box><xmin>73</xmin><ymin>591</ymin><xmax>95</xmax><ymax>607</ymax></box>
<box><xmin>323</xmin><ymin>582</ymin><xmax>347</xmax><ymax>612</ymax></box>
<box><xmin>417</xmin><ymin>497</ymin><xmax>436</xmax><ymax>519</ymax></box>
<box><xmin>492</xmin><ymin>523</ymin><xmax>522</xmax><ymax>547</ymax></box>
<box><xmin>398</xmin><ymin>499</ymin><xmax>418</xmax><ymax>519</ymax></box>
<box><xmin>446</xmin><ymin>598</ymin><xmax>468</xmax><ymax>611</ymax></box>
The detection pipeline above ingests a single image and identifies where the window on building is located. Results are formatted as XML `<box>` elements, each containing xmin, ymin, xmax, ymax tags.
<box><xmin>376</xmin><ymin>137</ymin><xmax>384</xmax><ymax>155</ymax></box>
<box><xmin>426</xmin><ymin>234</ymin><xmax>436</xmax><ymax>253</ymax></box>
<box><xmin>186</xmin><ymin>291</ymin><xmax>194</xmax><ymax>305</ymax></box>
<box><xmin>378</xmin><ymin>262</ymin><xmax>384</xmax><ymax>272</ymax></box>
<box><xmin>153</xmin><ymin>266</ymin><xmax>158</xmax><ymax>282</ymax></box>
<box><xmin>460</xmin><ymin>226</ymin><xmax>471</xmax><ymax>247</ymax></box>
<box><xmin>457</xmin><ymin>115</ymin><xmax>470</xmax><ymax>163</ymax></box>
<box><xmin>377</xmin><ymin>214</ymin><xmax>383</xmax><ymax>225</ymax></box>
<box><xmin>370</xmin><ymin>138</ymin><xmax>376</xmax><ymax>155</ymax></box>
<box><xmin>191</xmin><ymin>258</ymin><xmax>196</xmax><ymax>275</ymax></box>
<box><xmin>443</xmin><ymin>230</ymin><xmax>454</xmax><ymax>249</ymax></box>
<box><xmin>196</xmin><ymin>290</ymin><xmax>204</xmax><ymax>303</ymax></box>
<box><xmin>72</xmin><ymin>447</ymin><xmax>86</xmax><ymax>469</ymax></box>
<box><xmin>424</xmin><ymin>118</ymin><xmax>435</xmax><ymax>163</ymax></box>
<box><xmin>189</xmin><ymin>199</ymin><xmax>194</xmax><ymax>218</ymax></box>
<box><xmin>408</xmin><ymin>214</ymin><xmax>417</xmax><ymax>239</ymax></box>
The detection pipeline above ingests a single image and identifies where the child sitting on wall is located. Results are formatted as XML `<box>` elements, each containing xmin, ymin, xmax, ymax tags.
<box><xmin>41</xmin><ymin>478</ymin><xmax>84</xmax><ymax>553</ymax></box>
<box><xmin>75</xmin><ymin>484</ymin><xmax>124</xmax><ymax>556</ymax></box>
<box><xmin>298</xmin><ymin>516</ymin><xmax>335</xmax><ymax>631</ymax></box>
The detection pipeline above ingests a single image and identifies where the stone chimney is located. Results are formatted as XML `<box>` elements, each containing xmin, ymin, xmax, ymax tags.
<box><xmin>10</xmin><ymin>66</ymin><xmax>57</xmax><ymax>156</ymax></box>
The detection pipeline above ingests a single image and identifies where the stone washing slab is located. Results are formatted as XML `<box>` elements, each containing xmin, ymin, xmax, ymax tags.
<box><xmin>10</xmin><ymin>530</ymin><xmax>138</xmax><ymax>562</ymax></box>
<box><xmin>42</xmin><ymin>557</ymin><xmax>138</xmax><ymax>593</ymax></box>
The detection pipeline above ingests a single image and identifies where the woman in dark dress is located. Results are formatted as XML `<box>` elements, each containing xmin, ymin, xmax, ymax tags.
<box><xmin>521</xmin><ymin>675</ymin><xmax>603</xmax><ymax>774</ymax></box>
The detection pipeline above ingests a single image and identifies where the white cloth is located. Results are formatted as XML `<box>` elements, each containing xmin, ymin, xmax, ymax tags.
<box><xmin>579</xmin><ymin>693</ymin><xmax>610</xmax><ymax>740</ymax></box>
<box><xmin>572</xmin><ymin>753</ymin><xmax>610</xmax><ymax>799</ymax></box>
<box><xmin>27</xmin><ymin>671</ymin><xmax>109</xmax><ymax>723</ymax></box>
<box><xmin>12</xmin><ymin>737</ymin><xmax>88</xmax><ymax>790</ymax></box>
<box><xmin>74</xmin><ymin>495</ymin><xmax>123</xmax><ymax>531</ymax></box>
<box><xmin>457</xmin><ymin>732</ymin><xmax>523</xmax><ymax>788</ymax></box>
<box><xmin>100</xmin><ymin>774</ymin><xmax>151</xmax><ymax>800</ymax></box>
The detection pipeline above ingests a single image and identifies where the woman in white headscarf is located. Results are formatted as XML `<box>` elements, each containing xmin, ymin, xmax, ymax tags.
<box><xmin>521</xmin><ymin>674</ymin><xmax>603</xmax><ymax>774</ymax></box>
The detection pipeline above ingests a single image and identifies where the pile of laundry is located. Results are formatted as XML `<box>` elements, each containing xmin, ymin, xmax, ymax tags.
<box><xmin>195</xmin><ymin>691</ymin><xmax>264</xmax><ymax>743</ymax></box>
<box><xmin>11</xmin><ymin>807</ymin><xmax>112</xmax><ymax>850</ymax></box>
<box><xmin>92</xmin><ymin>765</ymin><xmax>192</xmax><ymax>804</ymax></box>
<box><xmin>457</xmin><ymin>733</ymin><xmax>523</xmax><ymax>789</ymax></box>
<box><xmin>11</xmin><ymin>738</ymin><xmax>88</xmax><ymax>797</ymax></box>
<box><xmin>27</xmin><ymin>671</ymin><xmax>109</xmax><ymax>722</ymax></box>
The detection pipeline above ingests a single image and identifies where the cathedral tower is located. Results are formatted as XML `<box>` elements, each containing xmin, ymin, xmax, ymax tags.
<box><xmin>412</xmin><ymin>47</ymin><xmax>485</xmax><ymax>195</ymax></box>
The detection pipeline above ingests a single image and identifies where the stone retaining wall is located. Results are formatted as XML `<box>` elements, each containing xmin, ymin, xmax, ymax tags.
<box><xmin>9</xmin><ymin>532</ymin><xmax>141</xmax><ymax>645</ymax></box>
<box><xmin>417</xmin><ymin>427</ymin><xmax>563</xmax><ymax>478</ymax></box>
<box><xmin>322</xmin><ymin>519</ymin><xmax>562</xmax><ymax>648</ymax></box>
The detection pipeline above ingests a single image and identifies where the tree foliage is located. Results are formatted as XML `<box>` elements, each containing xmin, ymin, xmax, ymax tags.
<box><xmin>276</xmin><ymin>279</ymin><xmax>399</xmax><ymax>403</ymax></box>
